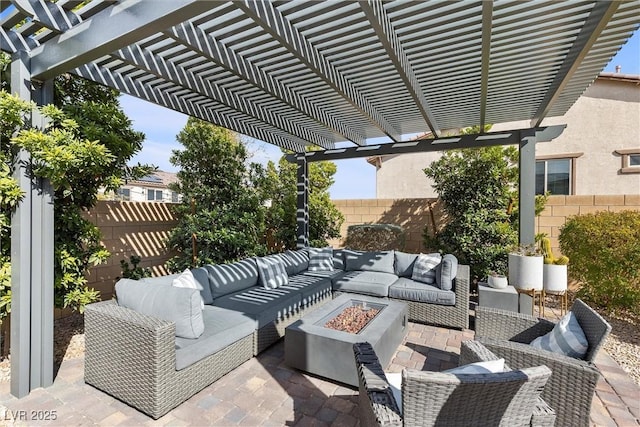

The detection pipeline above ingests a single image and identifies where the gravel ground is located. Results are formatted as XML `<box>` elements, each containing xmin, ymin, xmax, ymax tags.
<box><xmin>0</xmin><ymin>310</ymin><xmax>638</xmax><ymax>386</ymax></box>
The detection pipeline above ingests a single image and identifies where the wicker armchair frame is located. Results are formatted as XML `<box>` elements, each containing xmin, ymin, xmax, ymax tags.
<box><xmin>475</xmin><ymin>299</ymin><xmax>612</xmax><ymax>427</ymax></box>
<box><xmin>353</xmin><ymin>341</ymin><xmax>553</xmax><ymax>427</ymax></box>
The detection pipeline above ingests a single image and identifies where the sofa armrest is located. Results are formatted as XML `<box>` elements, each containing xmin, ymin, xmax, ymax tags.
<box><xmin>454</xmin><ymin>264</ymin><xmax>470</xmax><ymax>308</ymax></box>
<box><xmin>475</xmin><ymin>306</ymin><xmax>555</xmax><ymax>343</ymax></box>
<box><xmin>353</xmin><ymin>342</ymin><xmax>402</xmax><ymax>427</ymax></box>
<box><xmin>84</xmin><ymin>300</ymin><xmax>177</xmax><ymax>408</ymax></box>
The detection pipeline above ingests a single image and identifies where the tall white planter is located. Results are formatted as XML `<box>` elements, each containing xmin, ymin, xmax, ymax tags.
<box><xmin>508</xmin><ymin>253</ymin><xmax>543</xmax><ymax>290</ymax></box>
<box><xmin>543</xmin><ymin>264</ymin><xmax>568</xmax><ymax>292</ymax></box>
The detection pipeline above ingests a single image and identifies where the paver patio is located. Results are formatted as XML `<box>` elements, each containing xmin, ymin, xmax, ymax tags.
<box><xmin>0</xmin><ymin>305</ymin><xmax>637</xmax><ymax>426</ymax></box>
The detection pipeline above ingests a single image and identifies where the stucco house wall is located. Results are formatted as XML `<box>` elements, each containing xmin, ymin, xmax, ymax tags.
<box><xmin>374</xmin><ymin>74</ymin><xmax>640</xmax><ymax>198</ymax></box>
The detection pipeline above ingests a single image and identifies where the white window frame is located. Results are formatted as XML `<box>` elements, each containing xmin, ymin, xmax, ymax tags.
<box><xmin>615</xmin><ymin>149</ymin><xmax>640</xmax><ymax>174</ymax></box>
<box><xmin>535</xmin><ymin>153</ymin><xmax>582</xmax><ymax>196</ymax></box>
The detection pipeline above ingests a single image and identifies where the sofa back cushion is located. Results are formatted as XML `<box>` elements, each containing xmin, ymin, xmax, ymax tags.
<box><xmin>207</xmin><ymin>258</ymin><xmax>259</xmax><ymax>299</ymax></box>
<box><xmin>394</xmin><ymin>251</ymin><xmax>419</xmax><ymax>277</ymax></box>
<box><xmin>344</xmin><ymin>250</ymin><xmax>395</xmax><ymax>274</ymax></box>
<box><xmin>332</xmin><ymin>249</ymin><xmax>345</xmax><ymax>270</ymax></box>
<box><xmin>435</xmin><ymin>254</ymin><xmax>458</xmax><ymax>291</ymax></box>
<box><xmin>115</xmin><ymin>279</ymin><xmax>204</xmax><ymax>339</ymax></box>
<box><xmin>284</xmin><ymin>249</ymin><xmax>309</xmax><ymax>275</ymax></box>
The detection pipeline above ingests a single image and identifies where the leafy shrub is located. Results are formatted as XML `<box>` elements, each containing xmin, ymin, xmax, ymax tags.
<box><xmin>344</xmin><ymin>224</ymin><xmax>405</xmax><ymax>251</ymax></box>
<box><xmin>559</xmin><ymin>210</ymin><xmax>640</xmax><ymax>314</ymax></box>
<box><xmin>120</xmin><ymin>255</ymin><xmax>152</xmax><ymax>280</ymax></box>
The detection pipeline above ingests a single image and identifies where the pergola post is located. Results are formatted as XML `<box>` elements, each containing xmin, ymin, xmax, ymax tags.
<box><xmin>10</xmin><ymin>51</ymin><xmax>55</xmax><ymax>397</ymax></box>
<box><xmin>296</xmin><ymin>154</ymin><xmax>309</xmax><ymax>248</ymax></box>
<box><xmin>518</xmin><ymin>133</ymin><xmax>537</xmax><ymax>246</ymax></box>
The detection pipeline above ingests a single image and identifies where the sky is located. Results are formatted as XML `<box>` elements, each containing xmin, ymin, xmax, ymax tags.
<box><xmin>124</xmin><ymin>29</ymin><xmax>640</xmax><ymax>200</ymax></box>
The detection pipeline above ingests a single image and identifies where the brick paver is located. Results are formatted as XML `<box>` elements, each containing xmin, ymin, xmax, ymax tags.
<box><xmin>0</xmin><ymin>306</ymin><xmax>637</xmax><ymax>426</ymax></box>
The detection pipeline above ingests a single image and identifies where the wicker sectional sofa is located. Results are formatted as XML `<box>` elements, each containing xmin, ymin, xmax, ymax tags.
<box><xmin>84</xmin><ymin>248</ymin><xmax>469</xmax><ymax>419</ymax></box>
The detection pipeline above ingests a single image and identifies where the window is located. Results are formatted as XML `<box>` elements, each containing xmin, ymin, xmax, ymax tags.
<box><xmin>147</xmin><ymin>189</ymin><xmax>164</xmax><ymax>201</ymax></box>
<box><xmin>171</xmin><ymin>191</ymin><xmax>179</xmax><ymax>203</ymax></box>
<box><xmin>536</xmin><ymin>159</ymin><xmax>571</xmax><ymax>195</ymax></box>
<box><xmin>116</xmin><ymin>188</ymin><xmax>130</xmax><ymax>201</ymax></box>
<box><xmin>615</xmin><ymin>149</ymin><xmax>640</xmax><ymax>174</ymax></box>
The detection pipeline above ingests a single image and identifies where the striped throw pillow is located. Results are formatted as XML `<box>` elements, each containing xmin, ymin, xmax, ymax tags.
<box><xmin>308</xmin><ymin>247</ymin><xmax>334</xmax><ymax>271</ymax></box>
<box><xmin>411</xmin><ymin>253</ymin><xmax>442</xmax><ymax>284</ymax></box>
<box><xmin>530</xmin><ymin>311</ymin><xmax>588</xmax><ymax>359</ymax></box>
<box><xmin>256</xmin><ymin>256</ymin><xmax>289</xmax><ymax>289</ymax></box>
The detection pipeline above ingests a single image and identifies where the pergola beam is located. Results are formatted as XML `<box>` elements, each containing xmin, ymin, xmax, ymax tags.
<box><xmin>361</xmin><ymin>0</ymin><xmax>441</xmax><ymax>137</ymax></box>
<box><xmin>479</xmin><ymin>0</ymin><xmax>493</xmax><ymax>130</ymax></box>
<box><xmin>234</xmin><ymin>0</ymin><xmax>403</xmax><ymax>142</ymax></box>
<box><xmin>113</xmin><ymin>45</ymin><xmax>334</xmax><ymax>149</ymax></box>
<box><xmin>286</xmin><ymin>128</ymin><xmax>560</xmax><ymax>163</ymax></box>
<box><xmin>29</xmin><ymin>0</ymin><xmax>214</xmax><ymax>80</ymax></box>
<box><xmin>73</xmin><ymin>62</ymin><xmax>306</xmax><ymax>152</ymax></box>
<box><xmin>168</xmin><ymin>21</ymin><xmax>367</xmax><ymax>146</ymax></box>
<box><xmin>531</xmin><ymin>1</ymin><xmax>620</xmax><ymax>127</ymax></box>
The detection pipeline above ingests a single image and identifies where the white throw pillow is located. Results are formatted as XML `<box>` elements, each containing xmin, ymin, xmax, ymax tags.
<box><xmin>172</xmin><ymin>268</ymin><xmax>204</xmax><ymax>308</ymax></box>
<box><xmin>530</xmin><ymin>311</ymin><xmax>589</xmax><ymax>359</ymax></box>
<box><xmin>384</xmin><ymin>372</ymin><xmax>403</xmax><ymax>414</ymax></box>
<box><xmin>444</xmin><ymin>358</ymin><xmax>505</xmax><ymax>374</ymax></box>
<box><xmin>411</xmin><ymin>253</ymin><xmax>441</xmax><ymax>284</ymax></box>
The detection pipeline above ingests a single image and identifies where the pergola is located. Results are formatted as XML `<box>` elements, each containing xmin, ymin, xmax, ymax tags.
<box><xmin>2</xmin><ymin>0</ymin><xmax>638</xmax><ymax>398</ymax></box>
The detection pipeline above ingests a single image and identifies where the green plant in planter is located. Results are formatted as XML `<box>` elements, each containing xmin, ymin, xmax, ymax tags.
<box><xmin>540</xmin><ymin>236</ymin><xmax>569</xmax><ymax>265</ymax></box>
<box><xmin>120</xmin><ymin>255</ymin><xmax>152</xmax><ymax>280</ymax></box>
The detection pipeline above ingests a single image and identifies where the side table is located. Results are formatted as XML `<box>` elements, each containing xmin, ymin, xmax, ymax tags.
<box><xmin>478</xmin><ymin>282</ymin><xmax>518</xmax><ymax>312</ymax></box>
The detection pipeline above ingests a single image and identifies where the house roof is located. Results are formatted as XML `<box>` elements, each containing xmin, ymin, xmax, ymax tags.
<box><xmin>129</xmin><ymin>170</ymin><xmax>178</xmax><ymax>188</ymax></box>
<box><xmin>2</xmin><ymin>1</ymin><xmax>639</xmax><ymax>151</ymax></box>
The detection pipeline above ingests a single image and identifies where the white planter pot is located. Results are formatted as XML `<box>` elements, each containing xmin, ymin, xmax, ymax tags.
<box><xmin>508</xmin><ymin>253</ymin><xmax>543</xmax><ymax>290</ymax></box>
<box><xmin>543</xmin><ymin>264</ymin><xmax>568</xmax><ymax>293</ymax></box>
<box><xmin>488</xmin><ymin>275</ymin><xmax>508</xmax><ymax>289</ymax></box>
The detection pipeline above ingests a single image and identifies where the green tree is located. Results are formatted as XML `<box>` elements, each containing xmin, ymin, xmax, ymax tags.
<box><xmin>166</xmin><ymin>118</ymin><xmax>267</xmax><ymax>271</ymax></box>
<box><xmin>1</xmin><ymin>57</ymin><xmax>150</xmax><ymax>313</ymax></box>
<box><xmin>262</xmin><ymin>153</ymin><xmax>344</xmax><ymax>250</ymax></box>
<box><xmin>422</xmin><ymin>125</ymin><xmax>548</xmax><ymax>280</ymax></box>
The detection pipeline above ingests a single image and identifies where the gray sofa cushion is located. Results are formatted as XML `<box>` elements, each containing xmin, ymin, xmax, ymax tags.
<box><xmin>389</xmin><ymin>277</ymin><xmax>456</xmax><ymax>306</ymax></box>
<box><xmin>115</xmin><ymin>279</ymin><xmax>204</xmax><ymax>339</ymax></box>
<box><xmin>207</xmin><ymin>258</ymin><xmax>259</xmax><ymax>299</ymax></box>
<box><xmin>191</xmin><ymin>267</ymin><xmax>214</xmax><ymax>304</ymax></box>
<box><xmin>332</xmin><ymin>271</ymin><xmax>398</xmax><ymax>297</ymax></box>
<box><xmin>394</xmin><ymin>251</ymin><xmax>419</xmax><ymax>277</ymax></box>
<box><xmin>303</xmin><ymin>269</ymin><xmax>346</xmax><ymax>280</ymax></box>
<box><xmin>280</xmin><ymin>274</ymin><xmax>333</xmax><ymax>307</ymax></box>
<box><xmin>213</xmin><ymin>286</ymin><xmax>301</xmax><ymax>328</ymax></box>
<box><xmin>174</xmin><ymin>306</ymin><xmax>256</xmax><ymax>370</ymax></box>
<box><xmin>284</xmin><ymin>249</ymin><xmax>309</xmax><ymax>275</ymax></box>
<box><xmin>256</xmin><ymin>255</ymin><xmax>289</xmax><ymax>289</ymax></box>
<box><xmin>344</xmin><ymin>250</ymin><xmax>395</xmax><ymax>274</ymax></box>
<box><xmin>436</xmin><ymin>254</ymin><xmax>458</xmax><ymax>291</ymax></box>
<box><xmin>332</xmin><ymin>249</ymin><xmax>345</xmax><ymax>270</ymax></box>
<box><xmin>141</xmin><ymin>274</ymin><xmax>180</xmax><ymax>286</ymax></box>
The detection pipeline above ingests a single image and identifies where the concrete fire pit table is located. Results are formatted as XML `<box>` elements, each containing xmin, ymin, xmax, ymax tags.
<box><xmin>285</xmin><ymin>294</ymin><xmax>408</xmax><ymax>387</ymax></box>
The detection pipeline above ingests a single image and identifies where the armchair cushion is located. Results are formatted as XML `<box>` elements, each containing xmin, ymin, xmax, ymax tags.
<box><xmin>394</xmin><ymin>251</ymin><xmax>418</xmax><ymax>277</ymax></box>
<box><xmin>444</xmin><ymin>358</ymin><xmax>505</xmax><ymax>374</ymax></box>
<box><xmin>530</xmin><ymin>311</ymin><xmax>588</xmax><ymax>359</ymax></box>
<box><xmin>283</xmin><ymin>249</ymin><xmax>309</xmax><ymax>275</ymax></box>
<box><xmin>344</xmin><ymin>250</ymin><xmax>395</xmax><ymax>274</ymax></box>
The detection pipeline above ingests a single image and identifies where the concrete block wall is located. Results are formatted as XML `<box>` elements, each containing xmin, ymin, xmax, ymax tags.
<box><xmin>84</xmin><ymin>201</ymin><xmax>178</xmax><ymax>301</ymax></box>
<box><xmin>331</xmin><ymin>195</ymin><xmax>640</xmax><ymax>255</ymax></box>
<box><xmin>328</xmin><ymin>198</ymin><xmax>446</xmax><ymax>252</ymax></box>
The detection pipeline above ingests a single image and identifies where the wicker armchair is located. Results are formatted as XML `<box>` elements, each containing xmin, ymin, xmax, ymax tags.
<box><xmin>475</xmin><ymin>299</ymin><xmax>612</xmax><ymax>427</ymax></box>
<box><xmin>353</xmin><ymin>341</ymin><xmax>553</xmax><ymax>427</ymax></box>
